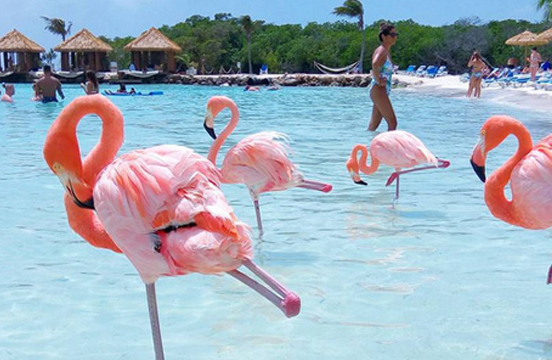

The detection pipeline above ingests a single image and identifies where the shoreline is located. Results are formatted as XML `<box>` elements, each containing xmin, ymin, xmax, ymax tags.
<box><xmin>393</xmin><ymin>73</ymin><xmax>552</xmax><ymax>114</ymax></box>
<box><xmin>4</xmin><ymin>70</ymin><xmax>551</xmax><ymax>113</ymax></box>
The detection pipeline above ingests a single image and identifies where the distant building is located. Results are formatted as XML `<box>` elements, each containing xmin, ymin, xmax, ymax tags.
<box><xmin>124</xmin><ymin>27</ymin><xmax>182</xmax><ymax>73</ymax></box>
<box><xmin>54</xmin><ymin>29</ymin><xmax>113</xmax><ymax>72</ymax></box>
<box><xmin>0</xmin><ymin>29</ymin><xmax>44</xmax><ymax>72</ymax></box>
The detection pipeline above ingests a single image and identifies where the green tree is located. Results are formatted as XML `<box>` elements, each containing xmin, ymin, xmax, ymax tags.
<box><xmin>333</xmin><ymin>0</ymin><xmax>366</xmax><ymax>73</ymax></box>
<box><xmin>240</xmin><ymin>15</ymin><xmax>254</xmax><ymax>73</ymax></box>
<box><xmin>41</xmin><ymin>16</ymin><xmax>72</xmax><ymax>41</ymax></box>
<box><xmin>537</xmin><ymin>0</ymin><xmax>552</xmax><ymax>21</ymax></box>
<box><xmin>41</xmin><ymin>48</ymin><xmax>57</xmax><ymax>65</ymax></box>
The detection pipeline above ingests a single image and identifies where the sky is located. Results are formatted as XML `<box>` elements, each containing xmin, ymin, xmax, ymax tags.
<box><xmin>0</xmin><ymin>0</ymin><xmax>545</xmax><ymax>53</ymax></box>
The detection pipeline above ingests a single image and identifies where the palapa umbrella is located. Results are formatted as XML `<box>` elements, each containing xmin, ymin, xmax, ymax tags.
<box><xmin>536</xmin><ymin>27</ymin><xmax>552</xmax><ymax>42</ymax></box>
<box><xmin>505</xmin><ymin>30</ymin><xmax>549</xmax><ymax>65</ymax></box>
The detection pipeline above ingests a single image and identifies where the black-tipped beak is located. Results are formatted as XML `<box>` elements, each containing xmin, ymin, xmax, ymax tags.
<box><xmin>66</xmin><ymin>181</ymin><xmax>95</xmax><ymax>210</ymax></box>
<box><xmin>470</xmin><ymin>158</ymin><xmax>486</xmax><ymax>183</ymax></box>
<box><xmin>204</xmin><ymin>122</ymin><xmax>217</xmax><ymax>140</ymax></box>
<box><xmin>354</xmin><ymin>180</ymin><xmax>368</xmax><ymax>186</ymax></box>
<box><xmin>74</xmin><ymin>196</ymin><xmax>95</xmax><ymax>210</ymax></box>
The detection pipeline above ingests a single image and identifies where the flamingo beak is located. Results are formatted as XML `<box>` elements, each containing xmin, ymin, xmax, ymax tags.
<box><xmin>348</xmin><ymin>169</ymin><xmax>367</xmax><ymax>186</ymax></box>
<box><xmin>204</xmin><ymin>109</ymin><xmax>217</xmax><ymax>139</ymax></box>
<box><xmin>57</xmin><ymin>171</ymin><xmax>95</xmax><ymax>209</ymax></box>
<box><xmin>470</xmin><ymin>142</ymin><xmax>486</xmax><ymax>183</ymax></box>
<box><xmin>470</xmin><ymin>159</ymin><xmax>486</xmax><ymax>183</ymax></box>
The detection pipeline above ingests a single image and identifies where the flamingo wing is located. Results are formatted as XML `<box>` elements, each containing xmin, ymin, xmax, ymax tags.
<box><xmin>511</xmin><ymin>136</ymin><xmax>552</xmax><ymax>229</ymax></box>
<box><xmin>221</xmin><ymin>131</ymin><xmax>303</xmax><ymax>193</ymax></box>
<box><xmin>93</xmin><ymin>145</ymin><xmax>252</xmax><ymax>283</ymax></box>
<box><xmin>371</xmin><ymin>130</ymin><xmax>438</xmax><ymax>169</ymax></box>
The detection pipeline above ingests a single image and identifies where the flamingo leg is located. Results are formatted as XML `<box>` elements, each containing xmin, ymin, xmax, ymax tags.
<box><xmin>250</xmin><ymin>190</ymin><xmax>263</xmax><ymax>234</ymax></box>
<box><xmin>145</xmin><ymin>283</ymin><xmax>165</xmax><ymax>360</ymax></box>
<box><xmin>253</xmin><ymin>199</ymin><xmax>263</xmax><ymax>234</ymax></box>
<box><xmin>227</xmin><ymin>259</ymin><xmax>301</xmax><ymax>318</ymax></box>
<box><xmin>385</xmin><ymin>159</ymin><xmax>451</xmax><ymax>187</ymax></box>
<box><xmin>298</xmin><ymin>179</ymin><xmax>333</xmax><ymax>193</ymax></box>
<box><xmin>394</xmin><ymin>175</ymin><xmax>400</xmax><ymax>201</ymax></box>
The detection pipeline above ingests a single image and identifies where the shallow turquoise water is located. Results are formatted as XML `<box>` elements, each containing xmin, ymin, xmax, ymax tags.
<box><xmin>1</xmin><ymin>83</ymin><xmax>552</xmax><ymax>360</ymax></box>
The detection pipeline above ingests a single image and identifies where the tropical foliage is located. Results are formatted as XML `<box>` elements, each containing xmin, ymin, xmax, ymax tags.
<box><xmin>537</xmin><ymin>0</ymin><xmax>552</xmax><ymax>21</ymax></box>
<box><xmin>99</xmin><ymin>14</ymin><xmax>552</xmax><ymax>75</ymax></box>
<box><xmin>41</xmin><ymin>48</ymin><xmax>57</xmax><ymax>65</ymax></box>
<box><xmin>333</xmin><ymin>0</ymin><xmax>365</xmax><ymax>73</ymax></box>
<box><xmin>41</xmin><ymin>16</ymin><xmax>72</xmax><ymax>41</ymax></box>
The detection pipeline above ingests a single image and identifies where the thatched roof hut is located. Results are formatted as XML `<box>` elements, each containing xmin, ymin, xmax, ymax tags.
<box><xmin>54</xmin><ymin>29</ymin><xmax>113</xmax><ymax>72</ymax></box>
<box><xmin>124</xmin><ymin>27</ymin><xmax>182</xmax><ymax>72</ymax></box>
<box><xmin>0</xmin><ymin>29</ymin><xmax>44</xmax><ymax>72</ymax></box>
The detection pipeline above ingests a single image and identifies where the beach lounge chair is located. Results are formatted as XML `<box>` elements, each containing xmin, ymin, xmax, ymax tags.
<box><xmin>259</xmin><ymin>64</ymin><xmax>268</xmax><ymax>75</ymax></box>
<box><xmin>436</xmin><ymin>66</ymin><xmax>448</xmax><ymax>77</ymax></box>
<box><xmin>425</xmin><ymin>66</ymin><xmax>438</xmax><ymax>78</ymax></box>
<box><xmin>415</xmin><ymin>65</ymin><xmax>427</xmax><ymax>77</ymax></box>
<box><xmin>405</xmin><ymin>65</ymin><xmax>416</xmax><ymax>75</ymax></box>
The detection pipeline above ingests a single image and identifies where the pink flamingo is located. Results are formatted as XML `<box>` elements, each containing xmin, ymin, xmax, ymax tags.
<box><xmin>44</xmin><ymin>95</ymin><xmax>301</xmax><ymax>360</ymax></box>
<box><xmin>204</xmin><ymin>95</ymin><xmax>332</xmax><ymax>233</ymax></box>
<box><xmin>469</xmin><ymin>115</ymin><xmax>552</xmax><ymax>282</ymax></box>
<box><xmin>346</xmin><ymin>130</ymin><xmax>450</xmax><ymax>200</ymax></box>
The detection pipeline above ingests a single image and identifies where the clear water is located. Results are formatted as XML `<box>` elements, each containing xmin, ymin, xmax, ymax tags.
<box><xmin>1</xmin><ymin>83</ymin><xmax>552</xmax><ymax>360</ymax></box>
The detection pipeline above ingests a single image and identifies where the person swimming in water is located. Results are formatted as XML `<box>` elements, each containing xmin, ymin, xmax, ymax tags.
<box><xmin>1</xmin><ymin>83</ymin><xmax>15</xmax><ymax>103</ymax></box>
<box><xmin>80</xmin><ymin>71</ymin><xmax>99</xmax><ymax>95</ymax></box>
<box><xmin>36</xmin><ymin>65</ymin><xmax>65</xmax><ymax>103</ymax></box>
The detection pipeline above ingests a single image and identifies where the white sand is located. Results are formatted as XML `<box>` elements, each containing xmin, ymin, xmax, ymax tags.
<box><xmin>394</xmin><ymin>74</ymin><xmax>552</xmax><ymax>113</ymax></box>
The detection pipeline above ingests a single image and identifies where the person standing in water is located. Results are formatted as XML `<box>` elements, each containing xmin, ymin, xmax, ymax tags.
<box><xmin>368</xmin><ymin>22</ymin><xmax>398</xmax><ymax>131</ymax></box>
<box><xmin>36</xmin><ymin>65</ymin><xmax>65</xmax><ymax>103</ymax></box>
<box><xmin>80</xmin><ymin>71</ymin><xmax>99</xmax><ymax>95</ymax></box>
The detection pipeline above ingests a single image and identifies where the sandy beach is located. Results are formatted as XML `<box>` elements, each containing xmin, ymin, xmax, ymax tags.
<box><xmin>394</xmin><ymin>73</ymin><xmax>552</xmax><ymax>113</ymax></box>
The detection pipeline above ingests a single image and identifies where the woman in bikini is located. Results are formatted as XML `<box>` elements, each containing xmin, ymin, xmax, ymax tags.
<box><xmin>368</xmin><ymin>22</ymin><xmax>398</xmax><ymax>131</ymax></box>
<box><xmin>80</xmin><ymin>71</ymin><xmax>99</xmax><ymax>95</ymax></box>
<box><xmin>466</xmin><ymin>51</ymin><xmax>487</xmax><ymax>98</ymax></box>
<box><xmin>526</xmin><ymin>47</ymin><xmax>542</xmax><ymax>82</ymax></box>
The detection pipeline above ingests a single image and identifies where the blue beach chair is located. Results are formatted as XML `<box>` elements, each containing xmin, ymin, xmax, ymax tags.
<box><xmin>415</xmin><ymin>65</ymin><xmax>427</xmax><ymax>77</ymax></box>
<box><xmin>425</xmin><ymin>66</ymin><xmax>438</xmax><ymax>78</ymax></box>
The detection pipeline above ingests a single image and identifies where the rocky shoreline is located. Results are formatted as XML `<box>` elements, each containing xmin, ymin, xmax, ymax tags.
<box><xmin>165</xmin><ymin>73</ymin><xmax>375</xmax><ymax>87</ymax></box>
<box><xmin>2</xmin><ymin>71</ymin><xmax>414</xmax><ymax>88</ymax></box>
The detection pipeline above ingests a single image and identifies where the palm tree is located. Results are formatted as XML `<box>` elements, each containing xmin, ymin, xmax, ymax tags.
<box><xmin>42</xmin><ymin>48</ymin><xmax>57</xmax><ymax>65</ymax></box>
<box><xmin>333</xmin><ymin>0</ymin><xmax>365</xmax><ymax>73</ymax></box>
<box><xmin>537</xmin><ymin>0</ymin><xmax>552</xmax><ymax>21</ymax></box>
<box><xmin>240</xmin><ymin>15</ymin><xmax>254</xmax><ymax>74</ymax></box>
<box><xmin>41</xmin><ymin>16</ymin><xmax>72</xmax><ymax>41</ymax></box>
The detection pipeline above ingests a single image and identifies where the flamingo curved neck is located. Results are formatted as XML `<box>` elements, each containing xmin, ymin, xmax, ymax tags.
<box><xmin>47</xmin><ymin>97</ymin><xmax>124</xmax><ymax>253</ymax></box>
<box><xmin>207</xmin><ymin>102</ymin><xmax>239</xmax><ymax>165</ymax></box>
<box><xmin>485</xmin><ymin>123</ymin><xmax>533</xmax><ymax>224</ymax></box>
<box><xmin>354</xmin><ymin>144</ymin><xmax>379</xmax><ymax>175</ymax></box>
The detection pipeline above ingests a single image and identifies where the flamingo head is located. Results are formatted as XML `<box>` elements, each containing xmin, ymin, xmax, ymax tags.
<box><xmin>43</xmin><ymin>133</ymin><xmax>94</xmax><ymax>209</ymax></box>
<box><xmin>204</xmin><ymin>96</ymin><xmax>237</xmax><ymax>140</ymax></box>
<box><xmin>470</xmin><ymin>115</ymin><xmax>523</xmax><ymax>183</ymax></box>
<box><xmin>346</xmin><ymin>157</ymin><xmax>367</xmax><ymax>186</ymax></box>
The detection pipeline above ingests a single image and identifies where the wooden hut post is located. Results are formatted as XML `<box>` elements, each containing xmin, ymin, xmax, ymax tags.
<box><xmin>167</xmin><ymin>51</ymin><xmax>175</xmax><ymax>72</ymax></box>
<box><xmin>61</xmin><ymin>52</ymin><xmax>69</xmax><ymax>70</ymax></box>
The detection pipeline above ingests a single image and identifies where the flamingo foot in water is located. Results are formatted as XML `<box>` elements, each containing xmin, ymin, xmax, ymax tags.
<box><xmin>298</xmin><ymin>179</ymin><xmax>332</xmax><ymax>193</ymax></box>
<box><xmin>437</xmin><ymin>159</ymin><xmax>451</xmax><ymax>168</ymax></box>
<box><xmin>547</xmin><ymin>265</ymin><xmax>552</xmax><ymax>285</ymax></box>
<box><xmin>228</xmin><ymin>259</ymin><xmax>301</xmax><ymax>318</ymax></box>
